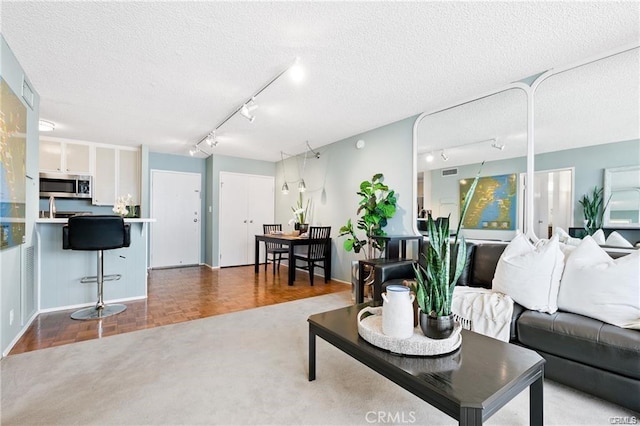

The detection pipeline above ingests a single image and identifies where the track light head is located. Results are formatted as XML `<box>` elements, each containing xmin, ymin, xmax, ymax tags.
<box><xmin>491</xmin><ymin>141</ymin><xmax>505</xmax><ymax>151</ymax></box>
<box><xmin>440</xmin><ymin>150</ymin><xmax>449</xmax><ymax>161</ymax></box>
<box><xmin>240</xmin><ymin>104</ymin><xmax>256</xmax><ymax>122</ymax></box>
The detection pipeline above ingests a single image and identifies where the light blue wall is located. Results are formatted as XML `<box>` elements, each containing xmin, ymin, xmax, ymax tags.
<box><xmin>536</xmin><ymin>139</ymin><xmax>639</xmax><ymax>226</ymax></box>
<box><xmin>207</xmin><ymin>155</ymin><xmax>276</xmax><ymax>266</ymax></box>
<box><xmin>1</xmin><ymin>36</ymin><xmax>40</xmax><ymax>355</ymax></box>
<box><xmin>275</xmin><ymin>116</ymin><xmax>417</xmax><ymax>282</ymax></box>
<box><xmin>428</xmin><ymin>139</ymin><xmax>638</xmax><ymax>241</ymax></box>
<box><xmin>149</xmin><ymin>152</ymin><xmax>207</xmax><ymax>264</ymax></box>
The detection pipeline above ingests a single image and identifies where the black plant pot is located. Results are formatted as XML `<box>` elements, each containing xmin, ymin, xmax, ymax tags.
<box><xmin>419</xmin><ymin>311</ymin><xmax>455</xmax><ymax>339</ymax></box>
<box><xmin>295</xmin><ymin>223</ymin><xmax>309</xmax><ymax>234</ymax></box>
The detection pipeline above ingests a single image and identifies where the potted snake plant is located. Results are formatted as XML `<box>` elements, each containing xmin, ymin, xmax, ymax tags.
<box><xmin>413</xmin><ymin>164</ymin><xmax>481</xmax><ymax>339</ymax></box>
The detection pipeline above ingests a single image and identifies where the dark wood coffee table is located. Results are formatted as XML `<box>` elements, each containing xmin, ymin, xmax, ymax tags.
<box><xmin>308</xmin><ymin>304</ymin><xmax>545</xmax><ymax>426</ymax></box>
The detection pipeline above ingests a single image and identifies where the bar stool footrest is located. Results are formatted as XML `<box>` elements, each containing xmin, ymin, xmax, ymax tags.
<box><xmin>80</xmin><ymin>274</ymin><xmax>122</xmax><ymax>284</ymax></box>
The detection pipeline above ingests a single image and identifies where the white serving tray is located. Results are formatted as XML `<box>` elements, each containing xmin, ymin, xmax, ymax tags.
<box><xmin>357</xmin><ymin>307</ymin><xmax>462</xmax><ymax>356</ymax></box>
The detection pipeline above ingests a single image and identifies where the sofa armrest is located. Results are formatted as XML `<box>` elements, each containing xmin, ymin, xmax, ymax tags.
<box><xmin>372</xmin><ymin>260</ymin><xmax>416</xmax><ymax>302</ymax></box>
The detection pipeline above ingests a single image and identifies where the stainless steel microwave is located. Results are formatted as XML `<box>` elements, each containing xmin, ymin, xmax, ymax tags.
<box><xmin>39</xmin><ymin>173</ymin><xmax>92</xmax><ymax>199</ymax></box>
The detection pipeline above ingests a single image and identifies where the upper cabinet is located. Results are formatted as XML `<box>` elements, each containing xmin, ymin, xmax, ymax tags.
<box><xmin>39</xmin><ymin>139</ymin><xmax>141</xmax><ymax>206</ymax></box>
<box><xmin>39</xmin><ymin>140</ymin><xmax>91</xmax><ymax>174</ymax></box>
<box><xmin>93</xmin><ymin>146</ymin><xmax>140</xmax><ymax>206</ymax></box>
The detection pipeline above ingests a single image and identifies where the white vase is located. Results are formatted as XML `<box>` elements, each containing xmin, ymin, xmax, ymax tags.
<box><xmin>381</xmin><ymin>285</ymin><xmax>415</xmax><ymax>339</ymax></box>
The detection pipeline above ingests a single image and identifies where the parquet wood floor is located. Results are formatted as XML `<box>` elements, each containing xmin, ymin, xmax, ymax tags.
<box><xmin>9</xmin><ymin>265</ymin><xmax>350</xmax><ymax>355</ymax></box>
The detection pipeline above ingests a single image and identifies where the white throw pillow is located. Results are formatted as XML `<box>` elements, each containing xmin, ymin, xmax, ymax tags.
<box><xmin>605</xmin><ymin>231</ymin><xmax>633</xmax><ymax>248</ymax></box>
<box><xmin>492</xmin><ymin>233</ymin><xmax>564</xmax><ymax>314</ymax></box>
<box><xmin>557</xmin><ymin>236</ymin><xmax>640</xmax><ymax>329</ymax></box>
<box><xmin>555</xmin><ymin>227</ymin><xmax>582</xmax><ymax>246</ymax></box>
<box><xmin>592</xmin><ymin>229</ymin><xmax>606</xmax><ymax>245</ymax></box>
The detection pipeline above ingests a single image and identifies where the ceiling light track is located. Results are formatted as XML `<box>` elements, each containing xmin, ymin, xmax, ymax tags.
<box><xmin>192</xmin><ymin>57</ymin><xmax>302</xmax><ymax>156</ymax></box>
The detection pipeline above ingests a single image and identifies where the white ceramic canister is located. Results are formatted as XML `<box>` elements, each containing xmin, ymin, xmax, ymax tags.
<box><xmin>381</xmin><ymin>285</ymin><xmax>415</xmax><ymax>339</ymax></box>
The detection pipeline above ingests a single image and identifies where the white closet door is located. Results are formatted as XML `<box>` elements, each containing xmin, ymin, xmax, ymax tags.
<box><xmin>247</xmin><ymin>175</ymin><xmax>275</xmax><ymax>264</ymax></box>
<box><xmin>219</xmin><ymin>172</ymin><xmax>274</xmax><ymax>267</ymax></box>
<box><xmin>151</xmin><ymin>170</ymin><xmax>201</xmax><ymax>268</ymax></box>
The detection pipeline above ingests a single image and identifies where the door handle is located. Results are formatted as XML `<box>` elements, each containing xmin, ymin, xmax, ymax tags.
<box><xmin>249</xmin><ymin>220</ymin><xmax>253</xmax><ymax>223</ymax></box>
<box><xmin>194</xmin><ymin>219</ymin><xmax>198</xmax><ymax>222</ymax></box>
<box><xmin>244</xmin><ymin>220</ymin><xmax>247</xmax><ymax>223</ymax></box>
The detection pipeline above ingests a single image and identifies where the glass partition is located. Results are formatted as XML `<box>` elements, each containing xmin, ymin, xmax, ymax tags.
<box><xmin>414</xmin><ymin>86</ymin><xmax>528</xmax><ymax>241</ymax></box>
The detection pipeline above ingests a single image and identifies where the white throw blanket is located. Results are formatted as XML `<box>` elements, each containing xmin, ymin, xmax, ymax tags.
<box><xmin>452</xmin><ymin>286</ymin><xmax>514</xmax><ymax>342</ymax></box>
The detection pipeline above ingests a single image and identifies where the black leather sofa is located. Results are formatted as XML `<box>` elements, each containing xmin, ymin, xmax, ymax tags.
<box><xmin>374</xmin><ymin>241</ymin><xmax>640</xmax><ymax>413</ymax></box>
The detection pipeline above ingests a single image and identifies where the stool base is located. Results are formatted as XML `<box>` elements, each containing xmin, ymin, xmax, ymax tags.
<box><xmin>71</xmin><ymin>304</ymin><xmax>127</xmax><ymax>320</ymax></box>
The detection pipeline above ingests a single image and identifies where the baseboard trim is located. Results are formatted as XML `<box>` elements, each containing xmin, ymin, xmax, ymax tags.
<box><xmin>2</xmin><ymin>310</ymin><xmax>39</xmax><ymax>358</ymax></box>
<box><xmin>39</xmin><ymin>295</ymin><xmax>147</xmax><ymax>314</ymax></box>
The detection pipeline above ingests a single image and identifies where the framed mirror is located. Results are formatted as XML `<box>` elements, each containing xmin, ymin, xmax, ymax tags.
<box><xmin>413</xmin><ymin>85</ymin><xmax>529</xmax><ymax>241</ymax></box>
<box><xmin>604</xmin><ymin>166</ymin><xmax>640</xmax><ymax>227</ymax></box>
<box><xmin>534</xmin><ymin>46</ymin><xmax>640</xmax><ymax>245</ymax></box>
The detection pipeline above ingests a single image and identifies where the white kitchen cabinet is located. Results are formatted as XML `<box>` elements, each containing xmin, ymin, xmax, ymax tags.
<box><xmin>93</xmin><ymin>146</ymin><xmax>140</xmax><ymax>206</ymax></box>
<box><xmin>39</xmin><ymin>140</ymin><xmax>90</xmax><ymax>174</ymax></box>
<box><xmin>219</xmin><ymin>172</ymin><xmax>274</xmax><ymax>266</ymax></box>
<box><xmin>93</xmin><ymin>147</ymin><xmax>116</xmax><ymax>205</ymax></box>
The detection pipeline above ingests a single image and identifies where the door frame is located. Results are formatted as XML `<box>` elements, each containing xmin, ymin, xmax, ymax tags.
<box><xmin>150</xmin><ymin>169</ymin><xmax>202</xmax><ymax>268</ymax></box>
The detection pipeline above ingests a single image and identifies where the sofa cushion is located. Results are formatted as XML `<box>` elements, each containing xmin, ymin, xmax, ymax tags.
<box><xmin>470</xmin><ymin>243</ymin><xmax>507</xmax><ymax>288</ymax></box>
<box><xmin>492</xmin><ymin>234</ymin><xmax>564</xmax><ymax>314</ymax></box>
<box><xmin>517</xmin><ymin>310</ymin><xmax>640</xmax><ymax>380</ymax></box>
<box><xmin>557</xmin><ymin>236</ymin><xmax>640</xmax><ymax>329</ymax></box>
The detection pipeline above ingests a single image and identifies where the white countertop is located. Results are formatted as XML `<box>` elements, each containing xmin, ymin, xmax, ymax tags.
<box><xmin>36</xmin><ymin>218</ymin><xmax>156</xmax><ymax>224</ymax></box>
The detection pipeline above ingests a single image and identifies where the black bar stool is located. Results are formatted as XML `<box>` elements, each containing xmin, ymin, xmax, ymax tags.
<box><xmin>63</xmin><ymin>215</ymin><xmax>131</xmax><ymax>320</ymax></box>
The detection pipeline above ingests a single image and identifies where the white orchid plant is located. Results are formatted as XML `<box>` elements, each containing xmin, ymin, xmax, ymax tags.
<box><xmin>288</xmin><ymin>193</ymin><xmax>310</xmax><ymax>226</ymax></box>
<box><xmin>113</xmin><ymin>194</ymin><xmax>134</xmax><ymax>217</ymax></box>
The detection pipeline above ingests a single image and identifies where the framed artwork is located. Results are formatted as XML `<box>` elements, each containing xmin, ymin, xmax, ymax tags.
<box><xmin>459</xmin><ymin>173</ymin><xmax>517</xmax><ymax>230</ymax></box>
<box><xmin>1</xmin><ymin>77</ymin><xmax>27</xmax><ymax>249</ymax></box>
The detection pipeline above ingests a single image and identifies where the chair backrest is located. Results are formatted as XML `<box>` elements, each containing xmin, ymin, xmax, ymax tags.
<box><xmin>307</xmin><ymin>226</ymin><xmax>331</xmax><ymax>259</ymax></box>
<box><xmin>63</xmin><ymin>215</ymin><xmax>131</xmax><ymax>251</ymax></box>
<box><xmin>263</xmin><ymin>224</ymin><xmax>283</xmax><ymax>249</ymax></box>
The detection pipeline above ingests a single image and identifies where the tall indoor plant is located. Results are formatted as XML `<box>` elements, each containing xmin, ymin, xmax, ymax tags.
<box><xmin>339</xmin><ymin>173</ymin><xmax>397</xmax><ymax>300</ymax></box>
<box><xmin>338</xmin><ymin>173</ymin><xmax>397</xmax><ymax>259</ymax></box>
<box><xmin>579</xmin><ymin>186</ymin><xmax>610</xmax><ymax>235</ymax></box>
<box><xmin>413</xmin><ymin>165</ymin><xmax>481</xmax><ymax>339</ymax></box>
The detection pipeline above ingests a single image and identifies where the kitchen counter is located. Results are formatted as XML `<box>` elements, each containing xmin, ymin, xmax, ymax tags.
<box><xmin>36</xmin><ymin>218</ymin><xmax>155</xmax><ymax>311</ymax></box>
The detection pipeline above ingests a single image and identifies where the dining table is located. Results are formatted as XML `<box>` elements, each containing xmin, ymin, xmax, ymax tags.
<box><xmin>254</xmin><ymin>233</ymin><xmax>332</xmax><ymax>285</ymax></box>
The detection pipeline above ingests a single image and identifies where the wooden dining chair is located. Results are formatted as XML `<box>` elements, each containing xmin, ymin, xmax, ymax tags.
<box><xmin>293</xmin><ymin>226</ymin><xmax>331</xmax><ymax>286</ymax></box>
<box><xmin>263</xmin><ymin>224</ymin><xmax>289</xmax><ymax>274</ymax></box>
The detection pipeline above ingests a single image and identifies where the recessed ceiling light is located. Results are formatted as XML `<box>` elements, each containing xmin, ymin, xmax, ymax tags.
<box><xmin>39</xmin><ymin>120</ymin><xmax>55</xmax><ymax>132</ymax></box>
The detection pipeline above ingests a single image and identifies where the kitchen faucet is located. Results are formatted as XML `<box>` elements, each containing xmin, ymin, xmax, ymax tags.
<box><xmin>49</xmin><ymin>195</ymin><xmax>56</xmax><ymax>218</ymax></box>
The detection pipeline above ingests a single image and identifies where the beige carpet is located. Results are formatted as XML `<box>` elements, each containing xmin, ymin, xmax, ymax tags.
<box><xmin>1</xmin><ymin>291</ymin><xmax>636</xmax><ymax>425</ymax></box>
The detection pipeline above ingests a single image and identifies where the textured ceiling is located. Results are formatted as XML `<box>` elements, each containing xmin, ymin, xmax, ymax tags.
<box><xmin>1</xmin><ymin>1</ymin><xmax>639</xmax><ymax>161</ymax></box>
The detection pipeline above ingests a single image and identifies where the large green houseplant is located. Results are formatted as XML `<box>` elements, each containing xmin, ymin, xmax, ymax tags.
<box><xmin>412</xmin><ymin>165</ymin><xmax>481</xmax><ymax>339</ymax></box>
<box><xmin>339</xmin><ymin>173</ymin><xmax>397</xmax><ymax>300</ymax></box>
<box><xmin>338</xmin><ymin>173</ymin><xmax>397</xmax><ymax>259</ymax></box>
<box><xmin>579</xmin><ymin>186</ymin><xmax>611</xmax><ymax>236</ymax></box>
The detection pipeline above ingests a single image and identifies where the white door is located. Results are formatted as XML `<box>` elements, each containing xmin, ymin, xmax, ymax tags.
<box><xmin>219</xmin><ymin>172</ymin><xmax>274</xmax><ymax>267</ymax></box>
<box><xmin>526</xmin><ymin>168</ymin><xmax>573</xmax><ymax>240</ymax></box>
<box><xmin>151</xmin><ymin>170</ymin><xmax>201</xmax><ymax>268</ymax></box>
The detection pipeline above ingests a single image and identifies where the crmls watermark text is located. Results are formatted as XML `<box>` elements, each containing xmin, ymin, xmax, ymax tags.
<box><xmin>610</xmin><ymin>416</ymin><xmax>638</xmax><ymax>425</ymax></box>
<box><xmin>365</xmin><ymin>411</ymin><xmax>416</xmax><ymax>424</ymax></box>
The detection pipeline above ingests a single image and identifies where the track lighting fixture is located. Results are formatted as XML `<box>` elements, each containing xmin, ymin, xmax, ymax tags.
<box><xmin>440</xmin><ymin>150</ymin><xmax>449</xmax><ymax>161</ymax></box>
<box><xmin>491</xmin><ymin>141</ymin><xmax>505</xmax><ymax>150</ymax></box>
<box><xmin>425</xmin><ymin>152</ymin><xmax>434</xmax><ymax>162</ymax></box>
<box><xmin>189</xmin><ymin>58</ymin><xmax>303</xmax><ymax>156</ymax></box>
<box><xmin>240</xmin><ymin>104</ymin><xmax>256</xmax><ymax>122</ymax></box>
<box><xmin>39</xmin><ymin>120</ymin><xmax>55</xmax><ymax>132</ymax></box>
<box><xmin>189</xmin><ymin>145</ymin><xmax>204</xmax><ymax>156</ymax></box>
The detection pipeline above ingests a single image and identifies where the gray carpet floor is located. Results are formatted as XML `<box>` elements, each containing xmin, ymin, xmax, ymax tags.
<box><xmin>1</xmin><ymin>291</ymin><xmax>636</xmax><ymax>425</ymax></box>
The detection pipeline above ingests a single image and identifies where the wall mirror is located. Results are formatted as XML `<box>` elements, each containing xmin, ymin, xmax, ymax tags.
<box><xmin>604</xmin><ymin>166</ymin><xmax>640</xmax><ymax>227</ymax></box>
<box><xmin>414</xmin><ymin>85</ymin><xmax>528</xmax><ymax>241</ymax></box>
<box><xmin>534</xmin><ymin>46</ymin><xmax>640</xmax><ymax>244</ymax></box>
